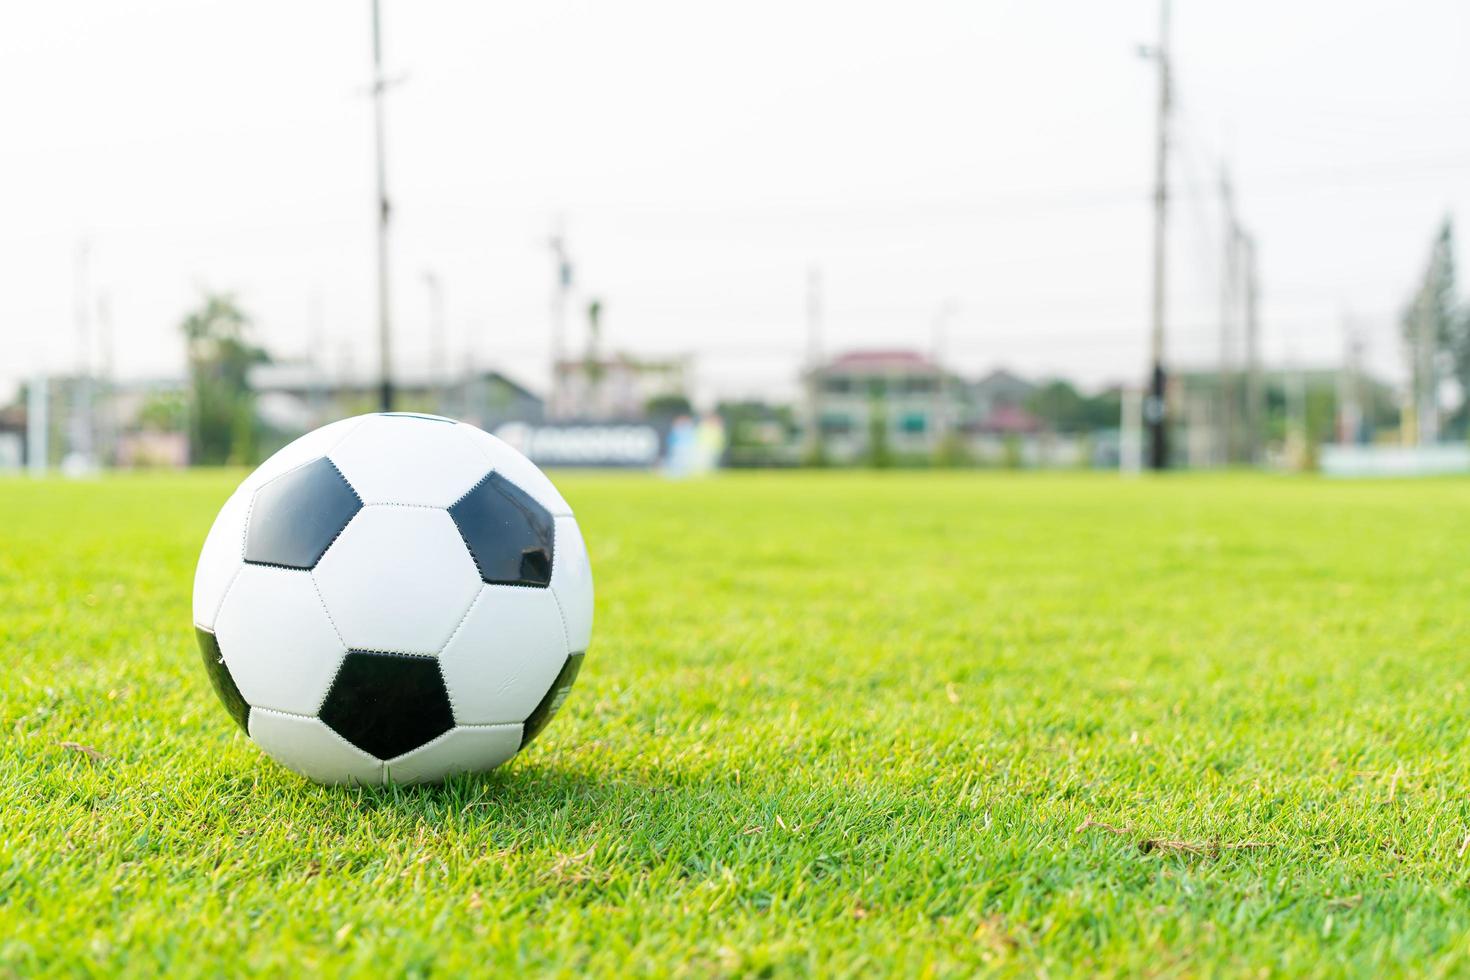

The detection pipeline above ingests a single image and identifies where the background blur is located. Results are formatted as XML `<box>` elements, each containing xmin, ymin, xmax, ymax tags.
<box><xmin>2</xmin><ymin>0</ymin><xmax>1468</xmax><ymax>474</ymax></box>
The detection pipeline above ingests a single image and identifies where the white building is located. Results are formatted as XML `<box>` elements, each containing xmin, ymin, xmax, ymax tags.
<box><xmin>803</xmin><ymin>350</ymin><xmax>963</xmax><ymax>463</ymax></box>
<box><xmin>550</xmin><ymin>353</ymin><xmax>690</xmax><ymax>421</ymax></box>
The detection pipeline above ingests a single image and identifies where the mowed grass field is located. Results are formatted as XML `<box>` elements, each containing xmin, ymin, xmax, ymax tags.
<box><xmin>6</xmin><ymin>470</ymin><xmax>1470</xmax><ymax>975</ymax></box>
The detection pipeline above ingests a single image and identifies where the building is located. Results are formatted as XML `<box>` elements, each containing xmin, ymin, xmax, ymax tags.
<box><xmin>804</xmin><ymin>350</ymin><xmax>964</xmax><ymax>463</ymax></box>
<box><xmin>549</xmin><ymin>353</ymin><xmax>690</xmax><ymax>421</ymax></box>
<box><xmin>248</xmin><ymin>364</ymin><xmax>545</xmax><ymax>443</ymax></box>
<box><xmin>965</xmin><ymin>369</ymin><xmax>1038</xmax><ymax>433</ymax></box>
<box><xmin>0</xmin><ymin>403</ymin><xmax>23</xmax><ymax>470</ymax></box>
<box><xmin>0</xmin><ymin>375</ymin><xmax>191</xmax><ymax>470</ymax></box>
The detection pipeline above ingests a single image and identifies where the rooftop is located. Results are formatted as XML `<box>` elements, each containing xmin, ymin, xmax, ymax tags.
<box><xmin>821</xmin><ymin>349</ymin><xmax>940</xmax><ymax>373</ymax></box>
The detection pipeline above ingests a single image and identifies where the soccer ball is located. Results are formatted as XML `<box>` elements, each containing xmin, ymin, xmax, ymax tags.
<box><xmin>191</xmin><ymin>413</ymin><xmax>593</xmax><ymax>785</ymax></box>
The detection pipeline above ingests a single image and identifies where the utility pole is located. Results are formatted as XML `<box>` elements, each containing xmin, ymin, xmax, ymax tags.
<box><xmin>1217</xmin><ymin>168</ymin><xmax>1238</xmax><ymax>466</ymax></box>
<box><xmin>423</xmin><ymin>271</ymin><xmax>446</xmax><ymax>410</ymax></box>
<box><xmin>585</xmin><ymin>299</ymin><xmax>603</xmax><ymax>418</ymax></box>
<box><xmin>1242</xmin><ymin>232</ymin><xmax>1262</xmax><ymax>464</ymax></box>
<box><xmin>1338</xmin><ymin>316</ymin><xmax>1363</xmax><ymax>445</ymax></box>
<box><xmin>806</xmin><ymin>264</ymin><xmax>823</xmax><ymax>371</ymax></box>
<box><xmin>549</xmin><ymin>222</ymin><xmax>573</xmax><ymax>419</ymax></box>
<box><xmin>1415</xmin><ymin>286</ymin><xmax>1438</xmax><ymax>445</ymax></box>
<box><xmin>1287</xmin><ymin>346</ymin><xmax>1307</xmax><ymax>468</ymax></box>
<box><xmin>370</xmin><ymin>0</ymin><xmax>395</xmax><ymax>411</ymax></box>
<box><xmin>26</xmin><ymin>374</ymin><xmax>48</xmax><ymax>475</ymax></box>
<box><xmin>802</xmin><ymin>264</ymin><xmax>824</xmax><ymax>462</ymax></box>
<box><xmin>930</xmin><ymin>299</ymin><xmax>958</xmax><ymax>455</ymax></box>
<box><xmin>1120</xmin><ymin>387</ymin><xmax>1143</xmax><ymax>474</ymax></box>
<box><xmin>70</xmin><ymin>241</ymin><xmax>94</xmax><ymax>468</ymax></box>
<box><xmin>97</xmin><ymin>290</ymin><xmax>114</xmax><ymax>467</ymax></box>
<box><xmin>1140</xmin><ymin>0</ymin><xmax>1172</xmax><ymax>470</ymax></box>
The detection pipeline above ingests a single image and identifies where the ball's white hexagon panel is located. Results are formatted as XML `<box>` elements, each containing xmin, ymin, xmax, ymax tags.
<box><xmin>457</xmin><ymin>425</ymin><xmax>573</xmax><ymax>516</ymax></box>
<box><xmin>438</xmin><ymin>586</ymin><xmax>571</xmax><ymax>725</ymax></box>
<box><xmin>213</xmin><ymin>565</ymin><xmax>349</xmax><ymax>715</ymax></box>
<box><xmin>327</xmin><ymin>415</ymin><xmax>489</xmax><ymax>507</ymax></box>
<box><xmin>239</xmin><ymin>416</ymin><xmax>368</xmax><ymax>498</ymax></box>
<box><xmin>192</xmin><ymin>485</ymin><xmax>250</xmax><ymax>630</ymax></box>
<box><xmin>549</xmin><ymin>517</ymin><xmax>594</xmax><ymax>653</ymax></box>
<box><xmin>383</xmin><ymin>723</ymin><xmax>522</xmax><ymax>784</ymax></box>
<box><xmin>249</xmin><ymin>709</ymin><xmax>385</xmax><ymax>785</ymax></box>
<box><xmin>312</xmin><ymin>506</ymin><xmax>481</xmax><ymax>654</ymax></box>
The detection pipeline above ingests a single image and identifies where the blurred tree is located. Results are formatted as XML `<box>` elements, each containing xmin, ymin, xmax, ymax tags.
<box><xmin>182</xmin><ymin>293</ymin><xmax>268</xmax><ymax>465</ymax></box>
<box><xmin>718</xmin><ymin>400</ymin><xmax>797</xmax><ymax>467</ymax></box>
<box><xmin>1027</xmin><ymin>380</ymin><xmax>1086</xmax><ymax>432</ymax></box>
<box><xmin>583</xmin><ymin>299</ymin><xmax>604</xmax><ymax>385</ymax></box>
<box><xmin>137</xmin><ymin>390</ymin><xmax>188</xmax><ymax>432</ymax></box>
<box><xmin>933</xmin><ymin>428</ymin><xmax>970</xmax><ymax>468</ymax></box>
<box><xmin>1026</xmin><ymin>380</ymin><xmax>1123</xmax><ymax>433</ymax></box>
<box><xmin>865</xmin><ymin>381</ymin><xmax>891</xmax><ymax>469</ymax></box>
<box><xmin>645</xmin><ymin>394</ymin><xmax>693</xmax><ymax>422</ymax></box>
<box><xmin>1401</xmin><ymin>219</ymin><xmax>1470</xmax><ymax>429</ymax></box>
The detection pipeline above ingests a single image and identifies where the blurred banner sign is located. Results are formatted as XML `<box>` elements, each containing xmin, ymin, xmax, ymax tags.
<box><xmin>495</xmin><ymin>421</ymin><xmax>663</xmax><ymax>468</ymax></box>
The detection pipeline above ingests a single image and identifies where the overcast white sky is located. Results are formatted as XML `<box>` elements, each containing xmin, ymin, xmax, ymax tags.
<box><xmin>2</xmin><ymin>1</ymin><xmax>1468</xmax><ymax>404</ymax></box>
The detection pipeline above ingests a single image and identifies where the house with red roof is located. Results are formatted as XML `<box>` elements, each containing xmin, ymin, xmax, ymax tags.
<box><xmin>801</xmin><ymin>349</ymin><xmax>963</xmax><ymax>463</ymax></box>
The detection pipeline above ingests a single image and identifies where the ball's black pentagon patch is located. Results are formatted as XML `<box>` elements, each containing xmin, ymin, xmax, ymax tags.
<box><xmin>244</xmin><ymin>457</ymin><xmax>362</xmax><ymax>570</ymax></box>
<box><xmin>520</xmin><ymin>652</ymin><xmax>583</xmax><ymax>749</ymax></box>
<box><xmin>448</xmin><ymin>472</ymin><xmax>555</xmax><ymax>587</ymax></box>
<box><xmin>319</xmin><ymin>651</ymin><xmax>455</xmax><ymax>760</ymax></box>
<box><xmin>196</xmin><ymin>626</ymin><xmax>250</xmax><ymax>733</ymax></box>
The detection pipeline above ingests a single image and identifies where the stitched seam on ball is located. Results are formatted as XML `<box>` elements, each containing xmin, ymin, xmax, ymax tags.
<box><xmin>241</xmin><ymin>559</ymin><xmax>317</xmax><ymax>571</ymax></box>
<box><xmin>457</xmin><ymin>429</ymin><xmax>499</xmax><ymax>483</ymax></box>
<box><xmin>385</xmin><ymin>723</ymin><xmax>458</xmax><ymax>764</ymax></box>
<box><xmin>450</xmin><ymin>477</ymin><xmax>492</xmax><ymax>583</ymax></box>
<box><xmin>450</xmin><ymin>471</ymin><xmax>493</xmax><ymax>510</ymax></box>
<box><xmin>312</xmin><ymin>649</ymin><xmax>349</xmax><ymax>716</ymax></box>
<box><xmin>251</xmin><ymin>705</ymin><xmax>316</xmax><ymax>720</ymax></box>
<box><xmin>307</xmin><ymin>468</ymin><xmax>366</xmax><ymax>565</ymax></box>
<box><xmin>323</xmin><ymin>457</ymin><xmax>365</xmax><ymax>505</ymax></box>
<box><xmin>250</xmin><ymin>449</ymin><xmax>348</xmax><ymax>521</ymax></box>
<box><xmin>256</xmin><ymin>707</ymin><xmax>385</xmax><ymax>780</ymax></box>
<box><xmin>239</xmin><ymin>447</ymin><xmax>361</xmax><ymax>565</ymax></box>
<box><xmin>436</xmin><ymin>588</ymin><xmax>484</xmax><ymax>725</ymax></box>
<box><xmin>440</xmin><ymin>586</ymin><xmax>485</xmax><ymax>653</ymax></box>
<box><xmin>308</xmin><ymin>573</ymin><xmax>349</xmax><ymax>650</ymax></box>
<box><xmin>320</xmin><ymin>415</ymin><xmax>370</xmax><ymax>462</ymax></box>
<box><xmin>359</xmin><ymin>501</ymin><xmax>450</xmax><ymax>510</ymax></box>
<box><xmin>209</xmin><ymin>564</ymin><xmax>246</xmax><ymax>633</ymax></box>
<box><xmin>313</xmin><ymin>714</ymin><xmax>390</xmax><ymax>782</ymax></box>
<box><xmin>435</xmin><ymin>658</ymin><xmax>458</xmax><ymax>729</ymax></box>
<box><xmin>448</xmin><ymin>476</ymin><xmax>556</xmax><ymax>589</ymax></box>
<box><xmin>305</xmin><ymin>574</ymin><xmax>353</xmax><ymax>717</ymax></box>
<box><xmin>240</xmin><ymin>488</ymin><xmax>256</xmax><ymax>562</ymax></box>
<box><xmin>457</xmin><ymin>428</ymin><xmax>573</xmax><ymax>516</ymax></box>
<box><xmin>549</xmin><ymin>586</ymin><xmax>573</xmax><ymax>658</ymax></box>
<box><xmin>346</xmin><ymin>648</ymin><xmax>441</xmax><ymax>659</ymax></box>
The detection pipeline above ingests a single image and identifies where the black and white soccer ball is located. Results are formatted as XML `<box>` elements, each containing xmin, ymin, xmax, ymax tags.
<box><xmin>191</xmin><ymin>413</ymin><xmax>593</xmax><ymax>785</ymax></box>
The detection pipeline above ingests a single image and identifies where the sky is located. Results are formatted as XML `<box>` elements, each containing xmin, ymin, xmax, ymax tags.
<box><xmin>2</xmin><ymin>0</ymin><xmax>1468</xmax><ymax>405</ymax></box>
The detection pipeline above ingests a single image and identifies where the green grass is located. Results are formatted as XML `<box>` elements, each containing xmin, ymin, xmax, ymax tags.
<box><xmin>6</xmin><ymin>471</ymin><xmax>1470</xmax><ymax>976</ymax></box>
